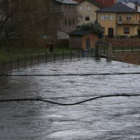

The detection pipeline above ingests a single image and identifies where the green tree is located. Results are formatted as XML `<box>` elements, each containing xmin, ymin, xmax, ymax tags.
<box><xmin>137</xmin><ymin>28</ymin><xmax>140</xmax><ymax>38</ymax></box>
<box><xmin>78</xmin><ymin>20</ymin><xmax>102</xmax><ymax>34</ymax></box>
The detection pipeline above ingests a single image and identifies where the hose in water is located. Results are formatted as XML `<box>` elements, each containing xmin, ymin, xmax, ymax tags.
<box><xmin>0</xmin><ymin>93</ymin><xmax>140</xmax><ymax>106</ymax></box>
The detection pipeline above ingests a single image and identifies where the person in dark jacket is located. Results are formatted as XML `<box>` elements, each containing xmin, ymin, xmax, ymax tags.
<box><xmin>45</xmin><ymin>42</ymin><xmax>49</xmax><ymax>53</ymax></box>
<box><xmin>49</xmin><ymin>41</ymin><xmax>54</xmax><ymax>53</ymax></box>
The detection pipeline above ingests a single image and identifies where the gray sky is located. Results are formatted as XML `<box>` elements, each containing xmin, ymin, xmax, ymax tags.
<box><xmin>117</xmin><ymin>0</ymin><xmax>140</xmax><ymax>3</ymax></box>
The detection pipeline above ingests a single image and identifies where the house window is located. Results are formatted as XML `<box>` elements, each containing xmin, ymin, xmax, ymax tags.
<box><xmin>105</xmin><ymin>15</ymin><xmax>109</xmax><ymax>20</ymax></box>
<box><xmin>118</xmin><ymin>15</ymin><xmax>122</xmax><ymax>21</ymax></box>
<box><xmin>65</xmin><ymin>4</ymin><xmax>67</xmax><ymax>8</ymax></box>
<box><xmin>101</xmin><ymin>15</ymin><xmax>104</xmax><ymax>20</ymax></box>
<box><xmin>85</xmin><ymin>16</ymin><xmax>90</xmax><ymax>21</ymax></box>
<box><xmin>87</xmin><ymin>5</ymin><xmax>91</xmax><ymax>10</ymax></box>
<box><xmin>101</xmin><ymin>15</ymin><xmax>113</xmax><ymax>20</ymax></box>
<box><xmin>79</xmin><ymin>5</ymin><xmax>84</xmax><ymax>10</ymax></box>
<box><xmin>127</xmin><ymin>15</ymin><xmax>131</xmax><ymax>20</ymax></box>
<box><xmin>124</xmin><ymin>27</ymin><xmax>130</xmax><ymax>34</ymax></box>
<box><xmin>110</xmin><ymin>15</ymin><xmax>113</xmax><ymax>20</ymax></box>
<box><xmin>43</xmin><ymin>34</ymin><xmax>50</xmax><ymax>40</ymax></box>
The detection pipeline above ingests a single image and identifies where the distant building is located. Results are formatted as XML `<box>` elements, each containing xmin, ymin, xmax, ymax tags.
<box><xmin>117</xmin><ymin>0</ymin><xmax>140</xmax><ymax>4</ymax></box>
<box><xmin>54</xmin><ymin>0</ymin><xmax>79</xmax><ymax>39</ymax></box>
<box><xmin>96</xmin><ymin>2</ymin><xmax>140</xmax><ymax>37</ymax></box>
<box><xmin>96</xmin><ymin>0</ymin><xmax>116</xmax><ymax>6</ymax></box>
<box><xmin>77</xmin><ymin>0</ymin><xmax>105</xmax><ymax>26</ymax></box>
<box><xmin>122</xmin><ymin>1</ymin><xmax>140</xmax><ymax>12</ymax></box>
<box><xmin>69</xmin><ymin>30</ymin><xmax>99</xmax><ymax>49</ymax></box>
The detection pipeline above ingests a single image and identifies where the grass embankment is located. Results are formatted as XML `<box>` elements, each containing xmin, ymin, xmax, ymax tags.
<box><xmin>0</xmin><ymin>46</ymin><xmax>73</xmax><ymax>63</ymax></box>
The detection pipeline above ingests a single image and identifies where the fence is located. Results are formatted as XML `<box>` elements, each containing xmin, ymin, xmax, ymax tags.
<box><xmin>1</xmin><ymin>45</ymin><xmax>139</xmax><ymax>74</ymax></box>
<box><xmin>99</xmin><ymin>45</ymin><xmax>140</xmax><ymax>65</ymax></box>
<box><xmin>0</xmin><ymin>49</ymin><xmax>94</xmax><ymax>74</ymax></box>
<box><xmin>100</xmin><ymin>46</ymin><xmax>140</xmax><ymax>55</ymax></box>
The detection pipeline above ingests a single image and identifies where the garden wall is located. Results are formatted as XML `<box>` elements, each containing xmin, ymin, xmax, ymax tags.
<box><xmin>105</xmin><ymin>38</ymin><xmax>140</xmax><ymax>47</ymax></box>
<box><xmin>56</xmin><ymin>39</ymin><xmax>69</xmax><ymax>48</ymax></box>
<box><xmin>113</xmin><ymin>52</ymin><xmax>140</xmax><ymax>65</ymax></box>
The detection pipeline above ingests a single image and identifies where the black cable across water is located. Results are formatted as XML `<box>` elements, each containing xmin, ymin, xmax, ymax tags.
<box><xmin>0</xmin><ymin>93</ymin><xmax>140</xmax><ymax>106</ymax></box>
<box><xmin>1</xmin><ymin>72</ymin><xmax>140</xmax><ymax>77</ymax></box>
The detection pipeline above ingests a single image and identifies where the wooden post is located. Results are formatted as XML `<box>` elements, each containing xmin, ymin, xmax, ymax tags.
<box><xmin>82</xmin><ymin>49</ymin><xmax>85</xmax><ymax>57</ymax></box>
<box><xmin>38</xmin><ymin>52</ymin><xmax>40</xmax><ymax>64</ymax></box>
<box><xmin>46</xmin><ymin>52</ymin><xmax>48</xmax><ymax>63</ymax></box>
<box><xmin>25</xmin><ymin>55</ymin><xmax>26</xmax><ymax>67</ymax></box>
<box><xmin>113</xmin><ymin>46</ymin><xmax>115</xmax><ymax>53</ymax></box>
<box><xmin>31</xmin><ymin>54</ymin><xmax>33</xmax><ymax>66</ymax></box>
<box><xmin>104</xmin><ymin>47</ymin><xmax>105</xmax><ymax>54</ymax></box>
<box><xmin>122</xmin><ymin>46</ymin><xmax>124</xmax><ymax>53</ymax></box>
<box><xmin>3</xmin><ymin>60</ymin><xmax>5</xmax><ymax>71</ymax></box>
<box><xmin>78</xmin><ymin>50</ymin><xmax>80</xmax><ymax>59</ymax></box>
<box><xmin>95</xmin><ymin>45</ymin><xmax>101</xmax><ymax>57</ymax></box>
<box><xmin>11</xmin><ymin>58</ymin><xmax>12</xmax><ymax>70</ymax></box>
<box><xmin>70</xmin><ymin>50</ymin><xmax>72</xmax><ymax>60</ymax></box>
<box><xmin>107</xmin><ymin>44</ymin><xmax>113</xmax><ymax>58</ymax></box>
<box><xmin>62</xmin><ymin>51</ymin><xmax>64</xmax><ymax>61</ymax></box>
<box><xmin>18</xmin><ymin>56</ymin><xmax>20</xmax><ymax>68</ymax></box>
<box><xmin>91</xmin><ymin>49</ymin><xmax>94</xmax><ymax>57</ymax></box>
<box><xmin>132</xmin><ymin>46</ymin><xmax>133</xmax><ymax>52</ymax></box>
<box><xmin>54</xmin><ymin>52</ymin><xmax>56</xmax><ymax>62</ymax></box>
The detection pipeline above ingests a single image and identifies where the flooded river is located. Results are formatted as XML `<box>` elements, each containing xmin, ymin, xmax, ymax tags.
<box><xmin>0</xmin><ymin>58</ymin><xmax>140</xmax><ymax>140</ymax></box>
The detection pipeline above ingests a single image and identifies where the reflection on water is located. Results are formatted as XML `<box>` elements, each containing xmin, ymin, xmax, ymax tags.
<box><xmin>0</xmin><ymin>58</ymin><xmax>140</xmax><ymax>140</ymax></box>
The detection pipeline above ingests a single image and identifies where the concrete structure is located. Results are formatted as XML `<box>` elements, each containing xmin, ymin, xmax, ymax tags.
<box><xmin>95</xmin><ymin>41</ymin><xmax>113</xmax><ymax>58</ymax></box>
<box><xmin>96</xmin><ymin>2</ymin><xmax>140</xmax><ymax>37</ymax></box>
<box><xmin>69</xmin><ymin>30</ymin><xmax>99</xmax><ymax>49</ymax></box>
<box><xmin>77</xmin><ymin>0</ymin><xmax>105</xmax><ymax>26</ymax></box>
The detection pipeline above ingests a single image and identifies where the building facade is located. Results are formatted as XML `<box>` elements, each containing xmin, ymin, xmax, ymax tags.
<box><xmin>117</xmin><ymin>0</ymin><xmax>140</xmax><ymax>4</ymax></box>
<box><xmin>53</xmin><ymin>0</ymin><xmax>79</xmax><ymax>39</ymax></box>
<box><xmin>69</xmin><ymin>30</ymin><xmax>99</xmax><ymax>49</ymax></box>
<box><xmin>96</xmin><ymin>2</ymin><xmax>140</xmax><ymax>37</ymax></box>
<box><xmin>77</xmin><ymin>0</ymin><xmax>104</xmax><ymax>26</ymax></box>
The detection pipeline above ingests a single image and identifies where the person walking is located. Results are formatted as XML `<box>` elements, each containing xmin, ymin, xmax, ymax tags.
<box><xmin>49</xmin><ymin>41</ymin><xmax>54</xmax><ymax>53</ymax></box>
<box><xmin>45</xmin><ymin>42</ymin><xmax>49</xmax><ymax>53</ymax></box>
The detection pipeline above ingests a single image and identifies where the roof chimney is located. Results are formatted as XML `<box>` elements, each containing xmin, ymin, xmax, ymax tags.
<box><xmin>135</xmin><ymin>1</ymin><xmax>139</xmax><ymax>11</ymax></box>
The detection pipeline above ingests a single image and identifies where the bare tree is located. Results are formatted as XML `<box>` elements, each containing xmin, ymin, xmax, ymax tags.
<box><xmin>0</xmin><ymin>0</ymin><xmax>61</xmax><ymax>48</ymax></box>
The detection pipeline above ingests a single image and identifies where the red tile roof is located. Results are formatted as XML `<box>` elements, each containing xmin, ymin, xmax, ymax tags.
<box><xmin>74</xmin><ymin>0</ymin><xmax>82</xmax><ymax>2</ymax></box>
<box><xmin>96</xmin><ymin>0</ymin><xmax>116</xmax><ymax>6</ymax></box>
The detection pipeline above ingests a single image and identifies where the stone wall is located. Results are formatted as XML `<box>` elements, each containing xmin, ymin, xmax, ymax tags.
<box><xmin>69</xmin><ymin>36</ymin><xmax>82</xmax><ymax>48</ymax></box>
<box><xmin>105</xmin><ymin>38</ymin><xmax>140</xmax><ymax>47</ymax></box>
<box><xmin>57</xmin><ymin>39</ymin><xmax>69</xmax><ymax>48</ymax></box>
<box><xmin>113</xmin><ymin>52</ymin><xmax>140</xmax><ymax>65</ymax></box>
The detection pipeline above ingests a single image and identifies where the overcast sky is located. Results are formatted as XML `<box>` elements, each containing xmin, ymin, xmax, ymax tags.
<box><xmin>117</xmin><ymin>0</ymin><xmax>140</xmax><ymax>3</ymax></box>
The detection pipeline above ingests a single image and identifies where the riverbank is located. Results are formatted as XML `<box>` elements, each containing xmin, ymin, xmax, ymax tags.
<box><xmin>0</xmin><ymin>48</ymin><xmax>84</xmax><ymax>74</ymax></box>
<box><xmin>0</xmin><ymin>46</ymin><xmax>74</xmax><ymax>63</ymax></box>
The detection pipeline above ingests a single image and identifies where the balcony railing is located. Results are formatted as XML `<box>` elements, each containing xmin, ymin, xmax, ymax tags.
<box><xmin>117</xmin><ymin>20</ymin><xmax>140</xmax><ymax>25</ymax></box>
